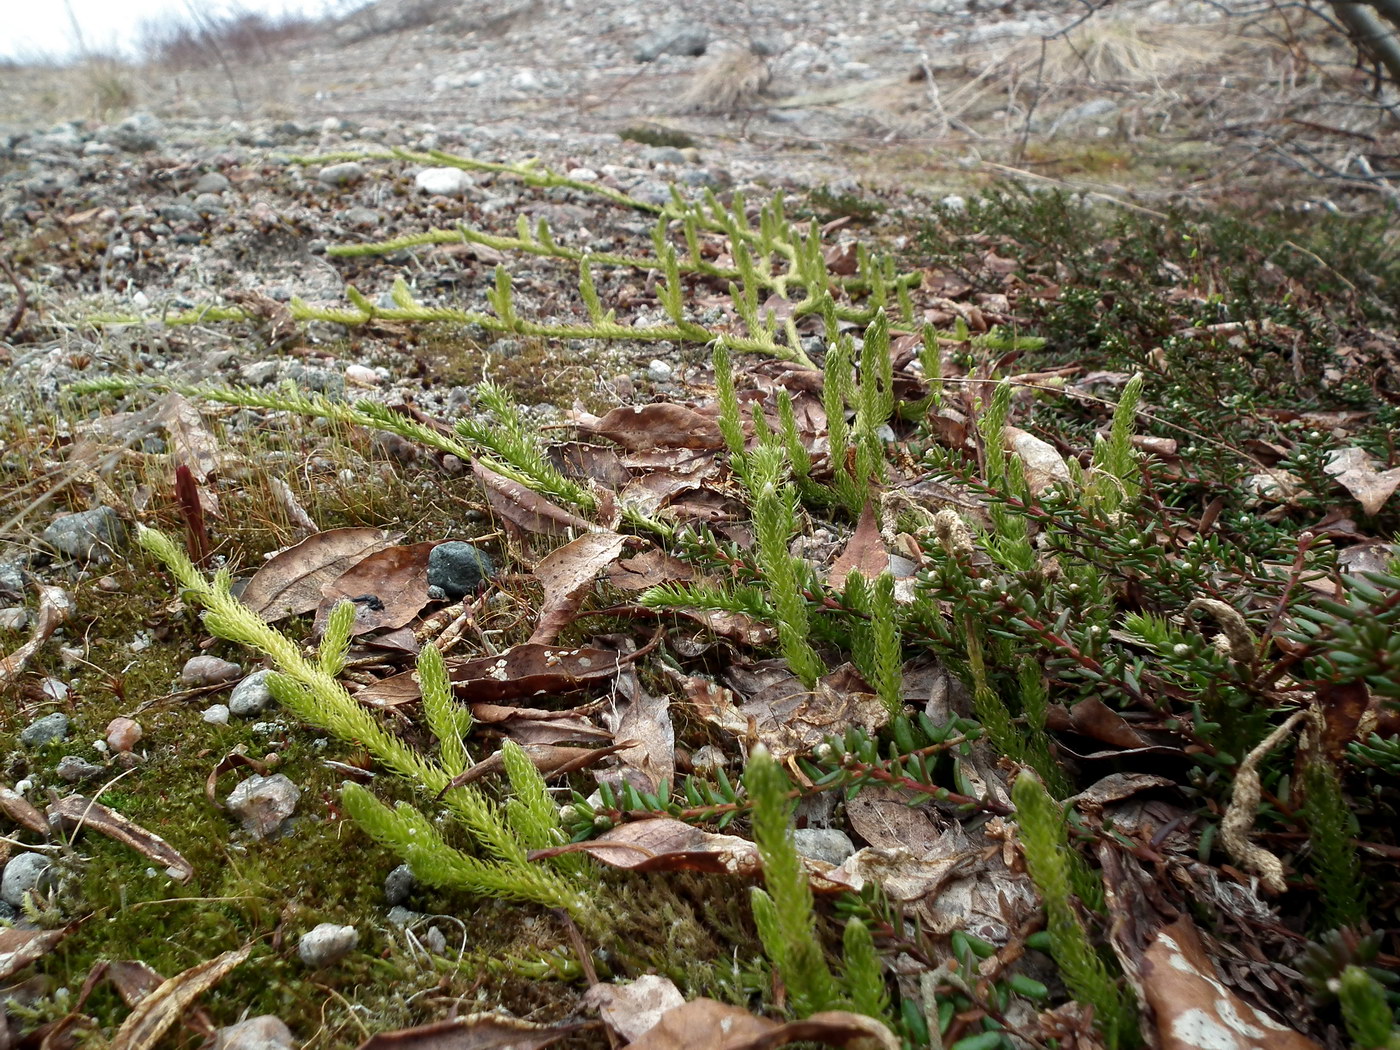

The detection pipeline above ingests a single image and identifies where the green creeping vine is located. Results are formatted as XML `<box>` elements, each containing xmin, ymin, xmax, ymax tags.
<box><xmin>136</xmin><ymin>526</ymin><xmax>598</xmax><ymax>926</ymax></box>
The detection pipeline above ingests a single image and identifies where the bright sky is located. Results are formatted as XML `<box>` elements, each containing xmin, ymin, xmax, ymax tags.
<box><xmin>1</xmin><ymin>0</ymin><xmax>356</xmax><ymax>63</ymax></box>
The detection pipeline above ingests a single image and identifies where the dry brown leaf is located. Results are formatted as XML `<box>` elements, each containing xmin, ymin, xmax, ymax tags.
<box><xmin>241</xmin><ymin>527</ymin><xmax>401</xmax><ymax>620</ymax></box>
<box><xmin>573</xmin><ymin>817</ymin><xmax>763</xmax><ymax>875</ymax></box>
<box><xmin>708</xmin><ymin>662</ymin><xmax>890</xmax><ymax>762</ymax></box>
<box><xmin>607</xmin><ymin>550</ymin><xmax>695</xmax><ymax>591</ymax></box>
<box><xmin>828</xmin><ymin>503</ymin><xmax>890</xmax><ymax>587</ymax></box>
<box><xmin>600</xmin><ymin>663</ymin><xmax>674</xmax><ymax>794</ymax></box>
<box><xmin>314</xmin><ymin>541</ymin><xmax>437</xmax><ymax>636</ymax></box>
<box><xmin>48</xmin><ymin>795</ymin><xmax>194</xmax><ymax>881</ymax></box>
<box><xmin>844</xmin><ymin>785</ymin><xmax>946</xmax><ymax>854</ymax></box>
<box><xmin>468</xmin><ymin>701</ymin><xmax>615</xmax><ymax>746</ymax></box>
<box><xmin>528</xmin><ymin>531</ymin><xmax>628</xmax><ymax>645</ymax></box>
<box><xmin>0</xmin><ymin>584</ymin><xmax>76</xmax><ymax>686</ymax></box>
<box><xmin>360</xmin><ymin>644</ymin><xmax>624</xmax><ymax>707</ymax></box>
<box><xmin>151</xmin><ymin>391</ymin><xmax>224</xmax><ymax>484</ymax></box>
<box><xmin>575</xmin><ymin>404</ymin><xmax>724</xmax><ymax>451</ymax></box>
<box><xmin>355</xmin><ymin>1014</ymin><xmax>587</xmax><ymax>1050</ymax></box>
<box><xmin>625</xmin><ymin>998</ymin><xmax>899</xmax><ymax>1050</ymax></box>
<box><xmin>1142</xmin><ymin>917</ymin><xmax>1320</xmax><ymax>1050</ymax></box>
<box><xmin>1324</xmin><ymin>447</ymin><xmax>1400</xmax><ymax>516</ymax></box>
<box><xmin>585</xmin><ymin>975</ymin><xmax>686</xmax><ymax>1043</ymax></box>
<box><xmin>473</xmin><ymin>460</ymin><xmax>596</xmax><ymax>536</ymax></box>
<box><xmin>0</xmin><ymin>925</ymin><xmax>75</xmax><ymax>981</ymax></box>
<box><xmin>110</xmin><ymin>943</ymin><xmax>253</xmax><ymax>1050</ymax></box>
<box><xmin>0</xmin><ymin>781</ymin><xmax>51</xmax><ymax>835</ymax></box>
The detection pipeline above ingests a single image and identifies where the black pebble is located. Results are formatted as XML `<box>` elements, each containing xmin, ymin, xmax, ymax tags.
<box><xmin>427</xmin><ymin>542</ymin><xmax>496</xmax><ymax>600</ymax></box>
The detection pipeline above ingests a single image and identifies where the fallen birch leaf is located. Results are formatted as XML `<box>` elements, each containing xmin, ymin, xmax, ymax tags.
<box><xmin>355</xmin><ymin>1013</ymin><xmax>588</xmax><ymax>1049</ymax></box>
<box><xmin>625</xmin><ymin>998</ymin><xmax>899</xmax><ymax>1050</ymax></box>
<box><xmin>828</xmin><ymin>503</ymin><xmax>890</xmax><ymax>586</ymax></box>
<box><xmin>1324</xmin><ymin>446</ymin><xmax>1400</xmax><ymax>516</ymax></box>
<box><xmin>585</xmin><ymin>975</ymin><xmax>686</xmax><ymax>1043</ymax></box>
<box><xmin>0</xmin><ymin>925</ymin><xmax>75</xmax><ymax>981</ymax></box>
<box><xmin>358</xmin><ymin>644</ymin><xmax>623</xmax><ymax>706</ymax></box>
<box><xmin>110</xmin><ymin>943</ymin><xmax>253</xmax><ymax>1050</ymax></box>
<box><xmin>48</xmin><ymin>795</ymin><xmax>194</xmax><ymax>881</ymax></box>
<box><xmin>574</xmin><ymin>404</ymin><xmax>724</xmax><ymax>451</ymax></box>
<box><xmin>528</xmin><ymin>530</ymin><xmax>628</xmax><ymax>645</ymax></box>
<box><xmin>241</xmin><ymin>528</ymin><xmax>401</xmax><ymax>620</ymax></box>
<box><xmin>1142</xmin><ymin>917</ymin><xmax>1320</xmax><ymax>1050</ymax></box>
<box><xmin>473</xmin><ymin>460</ymin><xmax>596</xmax><ymax>536</ymax></box>
<box><xmin>315</xmin><ymin>541</ymin><xmax>437</xmax><ymax>636</ymax></box>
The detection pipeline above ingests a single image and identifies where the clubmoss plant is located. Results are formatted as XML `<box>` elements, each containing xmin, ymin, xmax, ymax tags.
<box><xmin>745</xmin><ymin>745</ymin><xmax>895</xmax><ymax>1023</ymax></box>
<box><xmin>137</xmin><ymin>526</ymin><xmax>597</xmax><ymax>926</ymax></box>
<box><xmin>1012</xmin><ymin>771</ymin><xmax>1136</xmax><ymax>1049</ymax></box>
<box><xmin>1337</xmin><ymin>966</ymin><xmax>1400</xmax><ymax>1050</ymax></box>
<box><xmin>1301</xmin><ymin>755</ymin><xmax>1367</xmax><ymax>931</ymax></box>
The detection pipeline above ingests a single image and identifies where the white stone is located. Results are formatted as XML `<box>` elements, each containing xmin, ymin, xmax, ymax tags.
<box><xmin>414</xmin><ymin>167</ymin><xmax>474</xmax><ymax>196</ymax></box>
<box><xmin>298</xmin><ymin>923</ymin><xmax>358</xmax><ymax>967</ymax></box>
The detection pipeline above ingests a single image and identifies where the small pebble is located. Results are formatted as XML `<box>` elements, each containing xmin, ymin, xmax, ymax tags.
<box><xmin>1</xmin><ymin>852</ymin><xmax>55</xmax><ymax>906</ymax></box>
<box><xmin>298</xmin><ymin>923</ymin><xmax>358</xmax><ymax>967</ymax></box>
<box><xmin>20</xmin><ymin>712</ymin><xmax>70</xmax><ymax>748</ymax></box>
<box><xmin>226</xmin><ymin>773</ymin><xmax>300</xmax><ymax>838</ymax></box>
<box><xmin>646</xmin><ymin>359</ymin><xmax>673</xmax><ymax>383</ymax></box>
<box><xmin>181</xmin><ymin>655</ymin><xmax>243</xmax><ymax>686</ymax></box>
<box><xmin>0</xmin><ymin>608</ymin><xmax>27</xmax><ymax>631</ymax></box>
<box><xmin>211</xmin><ymin>1015</ymin><xmax>295</xmax><ymax>1050</ymax></box>
<box><xmin>229</xmin><ymin>669</ymin><xmax>275</xmax><ymax>717</ymax></box>
<box><xmin>384</xmin><ymin>864</ymin><xmax>416</xmax><ymax>906</ymax></box>
<box><xmin>203</xmin><ymin>704</ymin><xmax>231</xmax><ymax>725</ymax></box>
<box><xmin>106</xmin><ymin>716</ymin><xmax>142</xmax><ymax>753</ymax></box>
<box><xmin>56</xmin><ymin>755</ymin><xmax>104</xmax><ymax>782</ymax></box>
<box><xmin>414</xmin><ymin>167</ymin><xmax>474</xmax><ymax>196</ymax></box>
<box><xmin>317</xmin><ymin>161</ymin><xmax>365</xmax><ymax>187</ymax></box>
<box><xmin>427</xmin><ymin>542</ymin><xmax>495</xmax><ymax>600</ymax></box>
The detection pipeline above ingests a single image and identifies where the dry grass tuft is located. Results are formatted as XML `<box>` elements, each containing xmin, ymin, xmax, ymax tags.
<box><xmin>681</xmin><ymin>48</ymin><xmax>773</xmax><ymax>114</ymax></box>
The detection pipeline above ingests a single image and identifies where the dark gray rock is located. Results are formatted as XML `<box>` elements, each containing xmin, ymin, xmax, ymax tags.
<box><xmin>635</xmin><ymin>22</ymin><xmax>710</xmax><ymax>62</ymax></box>
<box><xmin>427</xmin><ymin>542</ymin><xmax>495</xmax><ymax>600</ymax></box>
<box><xmin>639</xmin><ymin>146</ymin><xmax>686</xmax><ymax>166</ymax></box>
<box><xmin>42</xmin><ymin>506</ymin><xmax>129</xmax><ymax>561</ymax></box>
<box><xmin>20</xmin><ymin>712</ymin><xmax>69</xmax><ymax>747</ymax></box>
<box><xmin>384</xmin><ymin>863</ymin><xmax>416</xmax><ymax>906</ymax></box>
<box><xmin>103</xmin><ymin>113</ymin><xmax>162</xmax><ymax>152</ymax></box>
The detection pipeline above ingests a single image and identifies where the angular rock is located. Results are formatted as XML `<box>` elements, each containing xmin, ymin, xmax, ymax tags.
<box><xmin>56</xmin><ymin>755</ymin><xmax>104</xmax><ymax>782</ymax></box>
<box><xmin>20</xmin><ymin>712</ymin><xmax>69</xmax><ymax>747</ymax></box>
<box><xmin>298</xmin><ymin>923</ymin><xmax>358</xmax><ymax>967</ymax></box>
<box><xmin>427</xmin><ymin>542</ymin><xmax>495</xmax><ymax>600</ymax></box>
<box><xmin>212</xmin><ymin>1015</ymin><xmax>295</xmax><ymax>1050</ymax></box>
<box><xmin>384</xmin><ymin>863</ymin><xmax>416</xmax><ymax>906</ymax></box>
<box><xmin>226</xmin><ymin>773</ymin><xmax>301</xmax><ymax>838</ymax></box>
<box><xmin>42</xmin><ymin>506</ymin><xmax>129</xmax><ymax>561</ymax></box>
